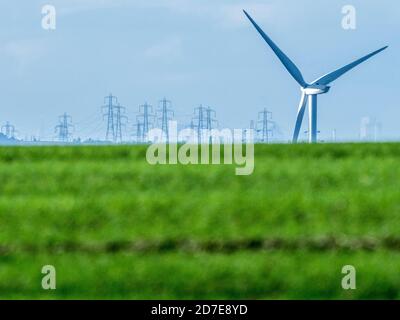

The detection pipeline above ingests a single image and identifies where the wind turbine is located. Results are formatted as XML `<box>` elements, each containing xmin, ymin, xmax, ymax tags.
<box><xmin>243</xmin><ymin>10</ymin><xmax>388</xmax><ymax>143</ymax></box>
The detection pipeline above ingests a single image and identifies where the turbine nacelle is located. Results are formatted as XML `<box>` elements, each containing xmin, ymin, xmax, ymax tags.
<box><xmin>302</xmin><ymin>85</ymin><xmax>330</xmax><ymax>95</ymax></box>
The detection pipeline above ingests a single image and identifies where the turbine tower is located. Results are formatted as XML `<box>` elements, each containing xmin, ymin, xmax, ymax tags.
<box><xmin>243</xmin><ymin>10</ymin><xmax>388</xmax><ymax>143</ymax></box>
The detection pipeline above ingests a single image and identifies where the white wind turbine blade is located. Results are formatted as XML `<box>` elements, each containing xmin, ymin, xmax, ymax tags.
<box><xmin>243</xmin><ymin>10</ymin><xmax>308</xmax><ymax>88</ymax></box>
<box><xmin>292</xmin><ymin>92</ymin><xmax>307</xmax><ymax>143</ymax></box>
<box><xmin>311</xmin><ymin>46</ymin><xmax>388</xmax><ymax>86</ymax></box>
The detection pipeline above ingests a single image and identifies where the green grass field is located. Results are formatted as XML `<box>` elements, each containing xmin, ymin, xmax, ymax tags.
<box><xmin>0</xmin><ymin>143</ymin><xmax>400</xmax><ymax>299</ymax></box>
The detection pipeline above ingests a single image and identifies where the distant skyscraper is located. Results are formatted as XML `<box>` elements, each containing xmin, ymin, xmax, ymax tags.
<box><xmin>1</xmin><ymin>122</ymin><xmax>16</xmax><ymax>139</ymax></box>
<box><xmin>360</xmin><ymin>117</ymin><xmax>381</xmax><ymax>141</ymax></box>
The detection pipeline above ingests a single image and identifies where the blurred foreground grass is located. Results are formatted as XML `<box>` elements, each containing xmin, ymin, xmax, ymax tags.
<box><xmin>0</xmin><ymin>143</ymin><xmax>399</xmax><ymax>299</ymax></box>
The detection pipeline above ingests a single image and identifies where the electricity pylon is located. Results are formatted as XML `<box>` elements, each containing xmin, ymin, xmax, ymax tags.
<box><xmin>257</xmin><ymin>108</ymin><xmax>275</xmax><ymax>143</ymax></box>
<box><xmin>192</xmin><ymin>105</ymin><xmax>217</xmax><ymax>143</ymax></box>
<box><xmin>137</xmin><ymin>103</ymin><xmax>155</xmax><ymax>143</ymax></box>
<box><xmin>132</xmin><ymin>120</ymin><xmax>143</xmax><ymax>144</ymax></box>
<box><xmin>55</xmin><ymin>113</ymin><xmax>73</xmax><ymax>142</ymax></box>
<box><xmin>157</xmin><ymin>97</ymin><xmax>174</xmax><ymax>143</ymax></box>
<box><xmin>114</xmin><ymin>103</ymin><xmax>127</xmax><ymax>143</ymax></box>
<box><xmin>243</xmin><ymin>120</ymin><xmax>255</xmax><ymax>144</ymax></box>
<box><xmin>102</xmin><ymin>93</ymin><xmax>127</xmax><ymax>143</ymax></box>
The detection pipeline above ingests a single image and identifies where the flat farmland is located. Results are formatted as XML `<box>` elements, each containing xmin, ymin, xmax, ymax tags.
<box><xmin>0</xmin><ymin>144</ymin><xmax>399</xmax><ymax>299</ymax></box>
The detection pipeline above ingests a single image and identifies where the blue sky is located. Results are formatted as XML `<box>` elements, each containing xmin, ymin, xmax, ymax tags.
<box><xmin>0</xmin><ymin>0</ymin><xmax>399</xmax><ymax>141</ymax></box>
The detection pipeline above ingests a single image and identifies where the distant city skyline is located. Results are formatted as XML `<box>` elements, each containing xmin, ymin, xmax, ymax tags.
<box><xmin>0</xmin><ymin>0</ymin><xmax>398</xmax><ymax>142</ymax></box>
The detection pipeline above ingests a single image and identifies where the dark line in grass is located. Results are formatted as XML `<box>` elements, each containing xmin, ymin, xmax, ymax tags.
<box><xmin>2</xmin><ymin>236</ymin><xmax>400</xmax><ymax>255</ymax></box>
